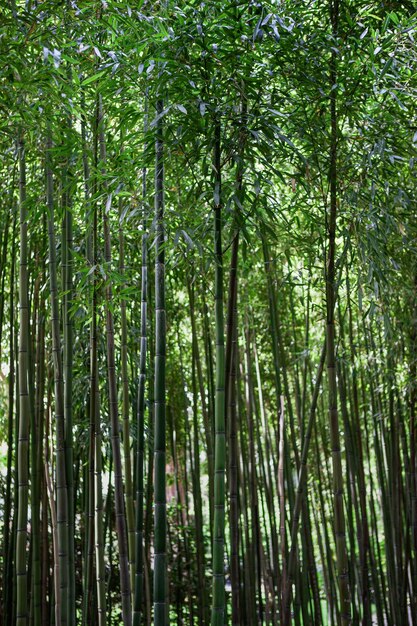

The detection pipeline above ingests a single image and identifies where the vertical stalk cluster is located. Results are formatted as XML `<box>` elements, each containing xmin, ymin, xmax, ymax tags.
<box><xmin>0</xmin><ymin>4</ymin><xmax>416</xmax><ymax>626</ymax></box>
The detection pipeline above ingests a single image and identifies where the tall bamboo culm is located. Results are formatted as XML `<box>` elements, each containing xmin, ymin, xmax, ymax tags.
<box><xmin>133</xmin><ymin>167</ymin><xmax>148</xmax><ymax>625</ymax></box>
<box><xmin>46</xmin><ymin>124</ymin><xmax>69</xmax><ymax>626</ymax></box>
<box><xmin>98</xmin><ymin>95</ymin><xmax>132</xmax><ymax>625</ymax></box>
<box><xmin>91</xmin><ymin>168</ymin><xmax>106</xmax><ymax>625</ymax></box>
<box><xmin>327</xmin><ymin>2</ymin><xmax>350</xmax><ymax>622</ymax></box>
<box><xmin>16</xmin><ymin>132</ymin><xmax>30</xmax><ymax>626</ymax></box>
<box><xmin>154</xmin><ymin>97</ymin><xmax>167</xmax><ymax>626</ymax></box>
<box><xmin>3</xmin><ymin>208</ymin><xmax>16</xmax><ymax>626</ymax></box>
<box><xmin>62</xmin><ymin>143</ymin><xmax>75</xmax><ymax>626</ymax></box>
<box><xmin>211</xmin><ymin>118</ymin><xmax>226</xmax><ymax>626</ymax></box>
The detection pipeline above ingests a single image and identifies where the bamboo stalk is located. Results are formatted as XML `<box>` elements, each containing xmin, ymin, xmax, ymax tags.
<box><xmin>326</xmin><ymin>2</ymin><xmax>350</xmax><ymax>622</ymax></box>
<box><xmin>153</xmin><ymin>97</ymin><xmax>168</xmax><ymax>626</ymax></box>
<box><xmin>3</xmin><ymin>205</ymin><xmax>16</xmax><ymax>626</ymax></box>
<box><xmin>16</xmin><ymin>132</ymin><xmax>30</xmax><ymax>626</ymax></box>
<box><xmin>98</xmin><ymin>95</ymin><xmax>132</xmax><ymax>624</ymax></box>
<box><xmin>211</xmin><ymin>117</ymin><xmax>226</xmax><ymax>626</ymax></box>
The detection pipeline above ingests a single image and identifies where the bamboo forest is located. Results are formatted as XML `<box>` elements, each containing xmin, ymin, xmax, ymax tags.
<box><xmin>1</xmin><ymin>1</ymin><xmax>417</xmax><ymax>625</ymax></box>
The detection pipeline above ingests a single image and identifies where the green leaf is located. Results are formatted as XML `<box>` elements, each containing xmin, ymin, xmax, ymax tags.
<box><xmin>81</xmin><ymin>70</ymin><xmax>107</xmax><ymax>86</ymax></box>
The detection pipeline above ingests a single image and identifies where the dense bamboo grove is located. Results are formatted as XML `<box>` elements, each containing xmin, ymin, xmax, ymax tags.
<box><xmin>0</xmin><ymin>1</ymin><xmax>417</xmax><ymax>624</ymax></box>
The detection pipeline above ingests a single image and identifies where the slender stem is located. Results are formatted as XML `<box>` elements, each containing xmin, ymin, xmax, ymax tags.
<box><xmin>99</xmin><ymin>95</ymin><xmax>132</xmax><ymax>624</ymax></box>
<box><xmin>211</xmin><ymin>117</ymin><xmax>226</xmax><ymax>626</ymax></box>
<box><xmin>16</xmin><ymin>132</ymin><xmax>30</xmax><ymax>626</ymax></box>
<box><xmin>46</xmin><ymin>122</ymin><xmax>69</xmax><ymax>626</ymax></box>
<box><xmin>153</xmin><ymin>97</ymin><xmax>168</xmax><ymax>626</ymax></box>
<box><xmin>327</xmin><ymin>3</ymin><xmax>350</xmax><ymax>622</ymax></box>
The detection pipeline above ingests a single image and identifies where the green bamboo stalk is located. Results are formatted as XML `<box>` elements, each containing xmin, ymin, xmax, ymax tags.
<box><xmin>133</xmin><ymin>227</ymin><xmax>147</xmax><ymax>626</ymax></box>
<box><xmin>133</xmin><ymin>91</ymin><xmax>149</xmax><ymax>626</ymax></box>
<box><xmin>46</xmin><ymin>123</ymin><xmax>69</xmax><ymax>626</ymax></box>
<box><xmin>211</xmin><ymin>117</ymin><xmax>226</xmax><ymax>626</ymax></box>
<box><xmin>41</xmin><ymin>444</ymin><xmax>50</xmax><ymax>626</ymax></box>
<box><xmin>44</xmin><ymin>394</ymin><xmax>61</xmax><ymax>625</ymax></box>
<box><xmin>144</xmin><ymin>259</ymin><xmax>155</xmax><ymax>626</ymax></box>
<box><xmin>227</xmin><ymin>242</ymin><xmax>240</xmax><ymax>626</ymax></box>
<box><xmin>188</xmin><ymin>279</ymin><xmax>209</xmax><ymax>625</ymax></box>
<box><xmin>0</xmin><ymin>196</ymin><xmax>11</xmax><ymax>368</ymax></box>
<box><xmin>153</xmin><ymin>97</ymin><xmax>167</xmax><ymax>626</ymax></box>
<box><xmin>168</xmin><ymin>391</ymin><xmax>190</xmax><ymax>624</ymax></box>
<box><xmin>98</xmin><ymin>95</ymin><xmax>132</xmax><ymax>624</ymax></box>
<box><xmin>278</xmin><ymin>394</ymin><xmax>286</xmax><ymax>622</ymax></box>
<box><xmin>27</xmin><ymin>248</ymin><xmax>37</xmax><ymax>621</ymax></box>
<box><xmin>236</xmin><ymin>368</ymin><xmax>254</xmax><ymax>625</ymax></box>
<box><xmin>183</xmin><ymin>412</ymin><xmax>197</xmax><ymax>626</ymax></box>
<box><xmin>201</xmin><ymin>269</ymin><xmax>215</xmax><ymax>534</ymax></box>
<box><xmin>326</xmin><ymin>2</ymin><xmax>350</xmax><ymax>622</ymax></box>
<box><xmin>12</xmin><ymin>321</ymin><xmax>19</xmax><ymax>626</ymax></box>
<box><xmin>62</xmin><ymin>145</ymin><xmax>75</xmax><ymax>626</ymax></box>
<box><xmin>239</xmin><ymin>329</ymin><xmax>262</xmax><ymax>624</ymax></box>
<box><xmin>346</xmin><ymin>267</ymin><xmax>371</xmax><ymax>622</ymax></box>
<box><xmin>3</xmin><ymin>205</ymin><xmax>16</xmax><ymax>626</ymax></box>
<box><xmin>82</xmin><ymin>426</ymin><xmax>94</xmax><ymax>626</ymax></box>
<box><xmin>119</xmin><ymin>196</ymin><xmax>135</xmax><ymax>593</ymax></box>
<box><xmin>105</xmin><ymin>449</ymin><xmax>115</xmax><ymax>617</ymax></box>
<box><xmin>91</xmin><ymin>167</ymin><xmax>106</xmax><ymax>625</ymax></box>
<box><xmin>31</xmin><ymin>266</ymin><xmax>45</xmax><ymax>626</ymax></box>
<box><xmin>302</xmin><ymin>498</ymin><xmax>322</xmax><ymax>625</ymax></box>
<box><xmin>337</xmin><ymin>322</ymin><xmax>360</xmax><ymax>623</ymax></box>
<box><xmin>177</xmin><ymin>325</ymin><xmax>201</xmax><ymax>624</ymax></box>
<box><xmin>410</xmin><ymin>271</ymin><xmax>417</xmax><ymax>617</ymax></box>
<box><xmin>87</xmin><ymin>93</ymin><xmax>106</xmax><ymax>626</ymax></box>
<box><xmin>81</xmin><ymin>99</ymin><xmax>95</xmax><ymax>626</ymax></box>
<box><xmin>251</xmin><ymin>323</ymin><xmax>281</xmax><ymax>618</ymax></box>
<box><xmin>192</xmin><ymin>276</ymin><xmax>214</xmax><ymax>537</ymax></box>
<box><xmin>16</xmin><ymin>132</ymin><xmax>30</xmax><ymax>626</ymax></box>
<box><xmin>92</xmin><ymin>258</ymin><xmax>106</xmax><ymax>626</ymax></box>
<box><xmin>313</xmin><ymin>416</ymin><xmax>337</xmax><ymax>625</ymax></box>
<box><xmin>0</xmin><ymin>193</ymin><xmax>11</xmax><ymax>361</ymax></box>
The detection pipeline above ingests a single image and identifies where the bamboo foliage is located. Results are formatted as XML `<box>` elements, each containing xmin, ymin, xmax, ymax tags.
<box><xmin>0</xmin><ymin>3</ymin><xmax>416</xmax><ymax>626</ymax></box>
